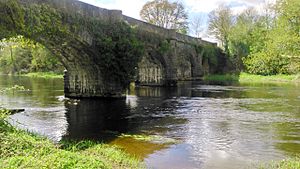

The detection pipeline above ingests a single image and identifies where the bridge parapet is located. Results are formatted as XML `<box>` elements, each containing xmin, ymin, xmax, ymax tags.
<box><xmin>123</xmin><ymin>15</ymin><xmax>216</xmax><ymax>46</ymax></box>
<box><xmin>19</xmin><ymin>0</ymin><xmax>123</xmax><ymax>22</ymax></box>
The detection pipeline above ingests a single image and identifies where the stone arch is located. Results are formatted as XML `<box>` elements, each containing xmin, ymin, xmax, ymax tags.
<box><xmin>0</xmin><ymin>0</ymin><xmax>143</xmax><ymax>97</ymax></box>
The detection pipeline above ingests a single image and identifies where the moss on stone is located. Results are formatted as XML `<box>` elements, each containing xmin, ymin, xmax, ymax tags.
<box><xmin>158</xmin><ymin>40</ymin><xmax>171</xmax><ymax>55</ymax></box>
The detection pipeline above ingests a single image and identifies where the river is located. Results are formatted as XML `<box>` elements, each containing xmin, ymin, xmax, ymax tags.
<box><xmin>0</xmin><ymin>75</ymin><xmax>299</xmax><ymax>169</ymax></box>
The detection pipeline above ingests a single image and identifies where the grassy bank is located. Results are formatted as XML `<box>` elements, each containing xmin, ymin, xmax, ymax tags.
<box><xmin>23</xmin><ymin>72</ymin><xmax>63</xmax><ymax>79</ymax></box>
<box><xmin>260</xmin><ymin>157</ymin><xmax>300</xmax><ymax>169</ymax></box>
<box><xmin>204</xmin><ymin>73</ymin><xmax>300</xmax><ymax>84</ymax></box>
<box><xmin>0</xmin><ymin>109</ymin><xmax>144</xmax><ymax>169</ymax></box>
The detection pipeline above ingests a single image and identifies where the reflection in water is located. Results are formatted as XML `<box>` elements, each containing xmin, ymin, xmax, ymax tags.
<box><xmin>1</xmin><ymin>75</ymin><xmax>300</xmax><ymax>169</ymax></box>
<box><xmin>62</xmin><ymin>92</ymin><xmax>187</xmax><ymax>158</ymax></box>
<box><xmin>63</xmin><ymin>99</ymin><xmax>131</xmax><ymax>140</ymax></box>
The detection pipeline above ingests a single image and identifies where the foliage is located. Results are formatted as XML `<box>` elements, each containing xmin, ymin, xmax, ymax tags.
<box><xmin>228</xmin><ymin>8</ymin><xmax>258</xmax><ymax>58</ymax></box>
<box><xmin>243</xmin><ymin>51</ymin><xmax>291</xmax><ymax>75</ymax></box>
<box><xmin>208</xmin><ymin>4</ymin><xmax>233</xmax><ymax>55</ymax></box>
<box><xmin>0</xmin><ymin>110</ymin><xmax>144</xmax><ymax>169</ymax></box>
<box><xmin>204</xmin><ymin>45</ymin><xmax>218</xmax><ymax>66</ymax></box>
<box><xmin>23</xmin><ymin>3</ymin><xmax>68</xmax><ymax>38</ymax></box>
<box><xmin>242</xmin><ymin>0</ymin><xmax>300</xmax><ymax>75</ymax></box>
<box><xmin>0</xmin><ymin>0</ymin><xmax>24</xmax><ymax>39</ymax></box>
<box><xmin>208</xmin><ymin>0</ymin><xmax>300</xmax><ymax>75</ymax></box>
<box><xmin>30</xmin><ymin>44</ymin><xmax>63</xmax><ymax>73</ymax></box>
<box><xmin>0</xmin><ymin>36</ymin><xmax>64</xmax><ymax>74</ymax></box>
<box><xmin>0</xmin><ymin>36</ymin><xmax>30</xmax><ymax>74</ymax></box>
<box><xmin>158</xmin><ymin>40</ymin><xmax>171</xmax><ymax>55</ymax></box>
<box><xmin>140</xmin><ymin>0</ymin><xmax>188</xmax><ymax>34</ymax></box>
<box><xmin>90</xmin><ymin>21</ymin><xmax>144</xmax><ymax>84</ymax></box>
<box><xmin>194</xmin><ymin>44</ymin><xmax>218</xmax><ymax>66</ymax></box>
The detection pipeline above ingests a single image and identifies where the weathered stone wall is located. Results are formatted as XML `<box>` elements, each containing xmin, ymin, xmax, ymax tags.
<box><xmin>122</xmin><ymin>15</ymin><xmax>216</xmax><ymax>86</ymax></box>
<box><xmin>123</xmin><ymin>15</ymin><xmax>215</xmax><ymax>46</ymax></box>
<box><xmin>64</xmin><ymin>70</ymin><xmax>125</xmax><ymax>98</ymax></box>
<box><xmin>135</xmin><ymin>36</ymin><xmax>208</xmax><ymax>86</ymax></box>
<box><xmin>137</xmin><ymin>54</ymin><xmax>165</xmax><ymax>86</ymax></box>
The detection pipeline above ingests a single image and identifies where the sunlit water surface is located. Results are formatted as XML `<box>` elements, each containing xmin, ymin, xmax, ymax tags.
<box><xmin>1</xmin><ymin>75</ymin><xmax>299</xmax><ymax>169</ymax></box>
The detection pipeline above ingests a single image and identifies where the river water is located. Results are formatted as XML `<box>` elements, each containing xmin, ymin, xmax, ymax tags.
<box><xmin>1</xmin><ymin>75</ymin><xmax>299</xmax><ymax>169</ymax></box>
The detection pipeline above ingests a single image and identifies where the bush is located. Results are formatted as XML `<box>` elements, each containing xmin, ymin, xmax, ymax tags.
<box><xmin>243</xmin><ymin>50</ymin><xmax>291</xmax><ymax>75</ymax></box>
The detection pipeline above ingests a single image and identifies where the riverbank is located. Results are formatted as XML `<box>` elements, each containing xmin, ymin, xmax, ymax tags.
<box><xmin>0</xmin><ymin>109</ymin><xmax>144</xmax><ymax>169</ymax></box>
<box><xmin>204</xmin><ymin>73</ymin><xmax>300</xmax><ymax>84</ymax></box>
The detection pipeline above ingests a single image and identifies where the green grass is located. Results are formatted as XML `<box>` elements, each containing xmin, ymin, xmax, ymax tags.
<box><xmin>204</xmin><ymin>73</ymin><xmax>300</xmax><ymax>84</ymax></box>
<box><xmin>0</xmin><ymin>109</ymin><xmax>144</xmax><ymax>169</ymax></box>
<box><xmin>23</xmin><ymin>72</ymin><xmax>63</xmax><ymax>79</ymax></box>
<box><xmin>239</xmin><ymin>73</ymin><xmax>300</xmax><ymax>84</ymax></box>
<box><xmin>259</xmin><ymin>157</ymin><xmax>300</xmax><ymax>169</ymax></box>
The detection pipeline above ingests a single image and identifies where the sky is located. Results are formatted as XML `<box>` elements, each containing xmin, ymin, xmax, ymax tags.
<box><xmin>78</xmin><ymin>0</ymin><xmax>275</xmax><ymax>42</ymax></box>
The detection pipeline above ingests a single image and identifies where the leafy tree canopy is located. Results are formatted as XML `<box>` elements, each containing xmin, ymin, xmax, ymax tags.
<box><xmin>140</xmin><ymin>0</ymin><xmax>188</xmax><ymax>34</ymax></box>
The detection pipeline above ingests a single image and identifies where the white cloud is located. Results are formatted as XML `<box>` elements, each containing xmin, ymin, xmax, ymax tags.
<box><xmin>184</xmin><ymin>0</ymin><xmax>274</xmax><ymax>14</ymax></box>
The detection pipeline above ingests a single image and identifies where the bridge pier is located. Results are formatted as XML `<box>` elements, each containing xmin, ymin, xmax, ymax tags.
<box><xmin>64</xmin><ymin>70</ymin><xmax>126</xmax><ymax>98</ymax></box>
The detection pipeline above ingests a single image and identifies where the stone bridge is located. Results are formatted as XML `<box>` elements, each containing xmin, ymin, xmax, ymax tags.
<box><xmin>0</xmin><ymin>0</ymin><xmax>227</xmax><ymax>98</ymax></box>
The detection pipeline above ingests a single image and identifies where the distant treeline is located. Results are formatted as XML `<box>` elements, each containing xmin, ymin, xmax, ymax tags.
<box><xmin>208</xmin><ymin>0</ymin><xmax>300</xmax><ymax>75</ymax></box>
<box><xmin>0</xmin><ymin>36</ymin><xmax>64</xmax><ymax>75</ymax></box>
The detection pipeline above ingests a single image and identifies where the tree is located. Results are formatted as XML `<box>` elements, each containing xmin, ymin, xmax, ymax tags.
<box><xmin>225</xmin><ymin>8</ymin><xmax>258</xmax><ymax>70</ymax></box>
<box><xmin>243</xmin><ymin>0</ymin><xmax>300</xmax><ymax>75</ymax></box>
<box><xmin>190</xmin><ymin>14</ymin><xmax>205</xmax><ymax>38</ymax></box>
<box><xmin>274</xmin><ymin>0</ymin><xmax>300</xmax><ymax>57</ymax></box>
<box><xmin>140</xmin><ymin>0</ymin><xmax>188</xmax><ymax>33</ymax></box>
<box><xmin>0</xmin><ymin>36</ymin><xmax>29</xmax><ymax>74</ymax></box>
<box><xmin>208</xmin><ymin>4</ymin><xmax>233</xmax><ymax>55</ymax></box>
<box><xmin>228</xmin><ymin>8</ymin><xmax>260</xmax><ymax>57</ymax></box>
<box><xmin>0</xmin><ymin>36</ymin><xmax>64</xmax><ymax>74</ymax></box>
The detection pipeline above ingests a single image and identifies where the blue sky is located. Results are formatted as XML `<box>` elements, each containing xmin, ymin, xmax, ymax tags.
<box><xmin>78</xmin><ymin>0</ymin><xmax>274</xmax><ymax>41</ymax></box>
